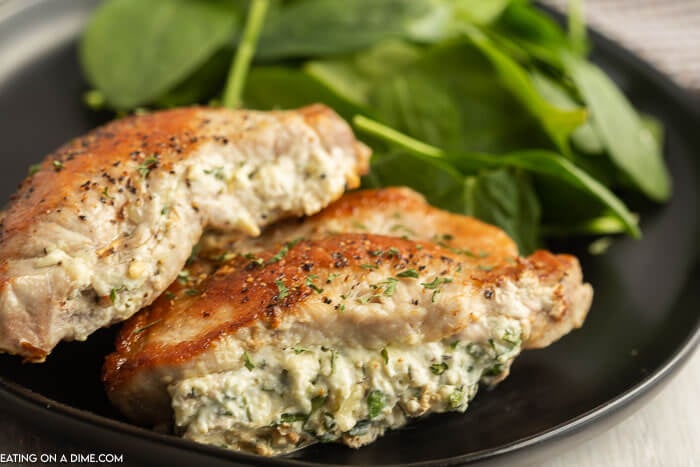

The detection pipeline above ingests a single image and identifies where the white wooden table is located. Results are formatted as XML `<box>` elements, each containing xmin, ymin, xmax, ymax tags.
<box><xmin>537</xmin><ymin>347</ymin><xmax>700</xmax><ymax>467</ymax></box>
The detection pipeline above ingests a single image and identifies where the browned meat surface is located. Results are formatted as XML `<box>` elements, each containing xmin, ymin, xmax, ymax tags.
<box><xmin>104</xmin><ymin>233</ymin><xmax>591</xmax><ymax>435</ymax></box>
<box><xmin>0</xmin><ymin>105</ymin><xmax>369</xmax><ymax>361</ymax></box>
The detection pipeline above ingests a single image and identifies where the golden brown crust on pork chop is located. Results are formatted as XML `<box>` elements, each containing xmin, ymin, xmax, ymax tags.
<box><xmin>0</xmin><ymin>105</ymin><xmax>369</xmax><ymax>361</ymax></box>
<box><xmin>104</xmin><ymin>233</ymin><xmax>591</xmax><ymax>424</ymax></box>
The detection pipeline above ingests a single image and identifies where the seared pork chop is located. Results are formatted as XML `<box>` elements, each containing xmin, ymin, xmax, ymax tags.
<box><xmin>0</xmin><ymin>105</ymin><xmax>369</xmax><ymax>361</ymax></box>
<box><xmin>104</xmin><ymin>233</ymin><xmax>592</xmax><ymax>454</ymax></box>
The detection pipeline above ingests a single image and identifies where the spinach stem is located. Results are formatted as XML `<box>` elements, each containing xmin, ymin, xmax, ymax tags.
<box><xmin>353</xmin><ymin>115</ymin><xmax>444</xmax><ymax>159</ymax></box>
<box><xmin>222</xmin><ymin>0</ymin><xmax>269</xmax><ymax>108</ymax></box>
<box><xmin>567</xmin><ymin>0</ymin><xmax>586</xmax><ymax>54</ymax></box>
<box><xmin>355</xmin><ymin>114</ymin><xmax>640</xmax><ymax>238</ymax></box>
<box><xmin>541</xmin><ymin>214</ymin><xmax>631</xmax><ymax>236</ymax></box>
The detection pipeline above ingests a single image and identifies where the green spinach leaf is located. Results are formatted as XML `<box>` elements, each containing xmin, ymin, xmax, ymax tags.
<box><xmin>243</xmin><ymin>67</ymin><xmax>366</xmax><ymax>120</ymax></box>
<box><xmin>529</xmin><ymin>71</ymin><xmax>604</xmax><ymax>155</ymax></box>
<box><xmin>317</xmin><ymin>41</ymin><xmax>548</xmax><ymax>154</ymax></box>
<box><xmin>485</xmin><ymin>3</ymin><xmax>570</xmax><ymax>69</ymax></box>
<box><xmin>462</xmin><ymin>26</ymin><xmax>587</xmax><ymax>157</ymax></box>
<box><xmin>562</xmin><ymin>53</ymin><xmax>671</xmax><ymax>201</ymax></box>
<box><xmin>452</xmin><ymin>0</ymin><xmax>512</xmax><ymax>25</ymax></box>
<box><xmin>370</xmin><ymin>72</ymin><xmax>465</xmax><ymax>152</ymax></box>
<box><xmin>305</xmin><ymin>40</ymin><xmax>424</xmax><ymax>106</ymax></box>
<box><xmin>154</xmin><ymin>48</ymin><xmax>232</xmax><ymax>108</ymax></box>
<box><xmin>457</xmin><ymin>150</ymin><xmax>640</xmax><ymax>238</ymax></box>
<box><xmin>355</xmin><ymin>116</ymin><xmax>640</xmax><ymax>238</ymax></box>
<box><xmin>464</xmin><ymin>169</ymin><xmax>541</xmax><ymax>254</ymax></box>
<box><xmin>256</xmin><ymin>0</ymin><xmax>450</xmax><ymax>60</ymax></box>
<box><xmin>363</xmin><ymin>151</ymin><xmax>466</xmax><ymax>214</ymax></box>
<box><xmin>364</xmin><ymin>151</ymin><xmax>540</xmax><ymax>253</ymax></box>
<box><xmin>81</xmin><ymin>0</ymin><xmax>239</xmax><ymax>108</ymax></box>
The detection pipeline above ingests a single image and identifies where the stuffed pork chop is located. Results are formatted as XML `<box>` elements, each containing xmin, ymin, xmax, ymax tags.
<box><xmin>104</xmin><ymin>233</ymin><xmax>592</xmax><ymax>454</ymax></box>
<box><xmin>0</xmin><ymin>104</ymin><xmax>369</xmax><ymax>361</ymax></box>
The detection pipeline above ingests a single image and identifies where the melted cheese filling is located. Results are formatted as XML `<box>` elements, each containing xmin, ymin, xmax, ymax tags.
<box><xmin>170</xmin><ymin>317</ymin><xmax>522</xmax><ymax>456</ymax></box>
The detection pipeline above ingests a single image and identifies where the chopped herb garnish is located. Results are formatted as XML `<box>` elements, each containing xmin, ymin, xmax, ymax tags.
<box><xmin>217</xmin><ymin>251</ymin><xmax>236</xmax><ymax>263</ymax></box>
<box><xmin>360</xmin><ymin>263</ymin><xmax>378</xmax><ymax>270</ymax></box>
<box><xmin>136</xmin><ymin>156</ymin><xmax>158</xmax><ymax>177</ymax></box>
<box><xmin>338</xmin><ymin>303</ymin><xmax>345</xmax><ymax>312</ymax></box>
<box><xmin>177</xmin><ymin>269</ymin><xmax>190</xmax><ymax>284</ymax></box>
<box><xmin>357</xmin><ymin>295</ymin><xmax>377</xmax><ymax>305</ymax></box>
<box><xmin>275</xmin><ymin>279</ymin><xmax>289</xmax><ymax>299</ymax></box>
<box><xmin>161</xmin><ymin>206</ymin><xmax>169</xmax><ymax>215</ymax></box>
<box><xmin>305</xmin><ymin>274</ymin><xmax>323</xmax><ymax>293</ymax></box>
<box><xmin>386</xmin><ymin>247</ymin><xmax>400</xmax><ymax>257</ymax></box>
<box><xmin>483</xmin><ymin>363</ymin><xmax>504</xmax><ymax>377</ymax></box>
<box><xmin>390</xmin><ymin>223</ymin><xmax>415</xmax><ymax>235</ymax></box>
<box><xmin>280</xmin><ymin>413</ymin><xmax>307</xmax><ymax>423</ymax></box>
<box><xmin>101</xmin><ymin>186</ymin><xmax>113</xmax><ymax>199</ymax></box>
<box><xmin>348</xmin><ymin>420</ymin><xmax>371</xmax><ymax>436</ymax></box>
<box><xmin>267</xmin><ymin>238</ymin><xmax>303</xmax><ymax>264</ymax></box>
<box><xmin>242</xmin><ymin>351</ymin><xmax>255</xmax><ymax>371</ymax></box>
<box><xmin>421</xmin><ymin>277</ymin><xmax>453</xmax><ymax>289</ymax></box>
<box><xmin>367</xmin><ymin>390</ymin><xmax>385</xmax><ymax>419</ymax></box>
<box><xmin>378</xmin><ymin>277</ymin><xmax>398</xmax><ymax>296</ymax></box>
<box><xmin>203</xmin><ymin>166</ymin><xmax>225</xmax><ymax>180</ymax></box>
<box><xmin>430</xmin><ymin>362</ymin><xmax>448</xmax><ymax>375</ymax></box>
<box><xmin>329</xmin><ymin>349</ymin><xmax>337</xmax><ymax>374</ymax></box>
<box><xmin>421</xmin><ymin>277</ymin><xmax>453</xmax><ymax>302</ymax></box>
<box><xmin>433</xmin><ymin>233</ymin><xmax>454</xmax><ymax>242</ymax></box>
<box><xmin>449</xmin><ymin>247</ymin><xmax>477</xmax><ymax>257</ymax></box>
<box><xmin>380</xmin><ymin>348</ymin><xmax>389</xmax><ymax>364</ymax></box>
<box><xmin>184</xmin><ymin>288</ymin><xmax>200</xmax><ymax>296</ymax></box>
<box><xmin>292</xmin><ymin>346</ymin><xmax>308</xmax><ymax>354</ymax></box>
<box><xmin>321</xmin><ymin>346</ymin><xmax>338</xmax><ymax>374</ymax></box>
<box><xmin>244</xmin><ymin>252</ymin><xmax>264</xmax><ymax>266</ymax></box>
<box><xmin>478</xmin><ymin>265</ymin><xmax>494</xmax><ymax>271</ymax></box>
<box><xmin>186</xmin><ymin>244</ymin><xmax>201</xmax><ymax>265</ymax></box>
<box><xmin>466</xmin><ymin>343</ymin><xmax>485</xmax><ymax>359</ymax></box>
<box><xmin>449</xmin><ymin>389</ymin><xmax>464</xmax><ymax>409</ymax></box>
<box><xmin>134</xmin><ymin>319</ymin><xmax>162</xmax><ymax>334</ymax></box>
<box><xmin>311</xmin><ymin>395</ymin><xmax>327</xmax><ymax>413</ymax></box>
<box><xmin>397</xmin><ymin>269</ymin><xmax>419</xmax><ymax>278</ymax></box>
<box><xmin>28</xmin><ymin>164</ymin><xmax>42</xmax><ymax>176</ymax></box>
<box><xmin>369</xmin><ymin>249</ymin><xmax>384</xmax><ymax>257</ymax></box>
<box><xmin>502</xmin><ymin>328</ymin><xmax>521</xmax><ymax>346</ymax></box>
<box><xmin>449</xmin><ymin>340</ymin><xmax>460</xmax><ymax>350</ymax></box>
<box><xmin>164</xmin><ymin>291</ymin><xmax>176</xmax><ymax>300</ymax></box>
<box><xmin>351</xmin><ymin>220</ymin><xmax>367</xmax><ymax>230</ymax></box>
<box><xmin>109</xmin><ymin>286</ymin><xmax>125</xmax><ymax>303</ymax></box>
<box><xmin>326</xmin><ymin>272</ymin><xmax>340</xmax><ymax>283</ymax></box>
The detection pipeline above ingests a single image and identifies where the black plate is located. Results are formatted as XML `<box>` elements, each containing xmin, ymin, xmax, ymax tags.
<box><xmin>0</xmin><ymin>1</ymin><xmax>699</xmax><ymax>466</ymax></box>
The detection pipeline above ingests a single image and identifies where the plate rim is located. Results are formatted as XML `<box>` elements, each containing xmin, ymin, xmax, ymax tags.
<box><xmin>0</xmin><ymin>0</ymin><xmax>698</xmax><ymax>465</ymax></box>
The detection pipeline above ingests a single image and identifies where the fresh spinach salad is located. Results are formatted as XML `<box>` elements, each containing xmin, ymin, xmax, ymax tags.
<box><xmin>80</xmin><ymin>0</ymin><xmax>671</xmax><ymax>254</ymax></box>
